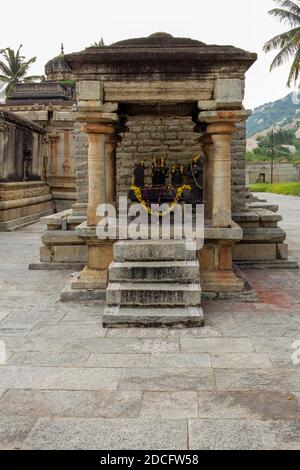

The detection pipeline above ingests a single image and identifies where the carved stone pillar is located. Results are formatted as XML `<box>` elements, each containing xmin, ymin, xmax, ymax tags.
<box><xmin>105</xmin><ymin>134</ymin><xmax>117</xmax><ymax>205</ymax></box>
<box><xmin>71</xmin><ymin>122</ymin><xmax>116</xmax><ymax>292</ymax></box>
<box><xmin>202</xmin><ymin>134</ymin><xmax>214</xmax><ymax>221</ymax></box>
<box><xmin>49</xmin><ymin>133</ymin><xmax>59</xmax><ymax>176</ymax></box>
<box><xmin>206</xmin><ymin>122</ymin><xmax>236</xmax><ymax>228</ymax></box>
<box><xmin>82</xmin><ymin>123</ymin><xmax>115</xmax><ymax>225</ymax></box>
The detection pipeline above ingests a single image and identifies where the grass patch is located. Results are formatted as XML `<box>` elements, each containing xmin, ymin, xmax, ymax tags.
<box><xmin>250</xmin><ymin>182</ymin><xmax>300</xmax><ymax>196</ymax></box>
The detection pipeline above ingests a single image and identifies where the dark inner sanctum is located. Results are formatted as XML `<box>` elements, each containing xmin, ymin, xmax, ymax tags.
<box><xmin>130</xmin><ymin>155</ymin><xmax>204</xmax><ymax>205</ymax></box>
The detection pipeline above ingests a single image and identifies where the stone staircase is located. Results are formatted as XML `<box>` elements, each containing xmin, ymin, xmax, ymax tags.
<box><xmin>103</xmin><ymin>240</ymin><xmax>204</xmax><ymax>328</ymax></box>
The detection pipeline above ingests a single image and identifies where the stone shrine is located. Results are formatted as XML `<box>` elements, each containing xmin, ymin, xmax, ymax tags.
<box><xmin>16</xmin><ymin>33</ymin><xmax>294</xmax><ymax>326</ymax></box>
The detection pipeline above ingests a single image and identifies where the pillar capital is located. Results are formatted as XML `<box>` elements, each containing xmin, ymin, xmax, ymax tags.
<box><xmin>81</xmin><ymin>123</ymin><xmax>115</xmax><ymax>135</ymax></box>
<box><xmin>206</xmin><ymin>122</ymin><xmax>236</xmax><ymax>136</ymax></box>
<box><xmin>198</xmin><ymin>109</ymin><xmax>250</xmax><ymax>127</ymax></box>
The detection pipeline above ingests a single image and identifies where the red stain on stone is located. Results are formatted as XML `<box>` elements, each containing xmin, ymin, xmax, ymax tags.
<box><xmin>242</xmin><ymin>268</ymin><xmax>298</xmax><ymax>309</ymax></box>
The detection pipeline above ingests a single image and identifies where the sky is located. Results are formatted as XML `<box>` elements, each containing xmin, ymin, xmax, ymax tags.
<box><xmin>0</xmin><ymin>0</ymin><xmax>296</xmax><ymax>109</ymax></box>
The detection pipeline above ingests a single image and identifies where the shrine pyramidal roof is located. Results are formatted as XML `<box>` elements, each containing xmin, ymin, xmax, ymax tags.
<box><xmin>61</xmin><ymin>32</ymin><xmax>257</xmax><ymax>70</ymax></box>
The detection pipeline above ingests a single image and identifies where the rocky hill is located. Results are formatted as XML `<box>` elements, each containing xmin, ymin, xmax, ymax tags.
<box><xmin>246</xmin><ymin>92</ymin><xmax>300</xmax><ymax>139</ymax></box>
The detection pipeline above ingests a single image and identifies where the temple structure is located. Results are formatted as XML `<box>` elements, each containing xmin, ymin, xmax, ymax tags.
<box><xmin>0</xmin><ymin>110</ymin><xmax>54</xmax><ymax>230</ymax></box>
<box><xmin>1</xmin><ymin>33</ymin><xmax>294</xmax><ymax>326</ymax></box>
<box><xmin>1</xmin><ymin>47</ymin><xmax>77</xmax><ymax>215</ymax></box>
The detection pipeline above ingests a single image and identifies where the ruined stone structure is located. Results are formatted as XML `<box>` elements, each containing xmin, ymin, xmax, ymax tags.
<box><xmin>28</xmin><ymin>33</ymin><xmax>295</xmax><ymax>327</ymax></box>
<box><xmin>0</xmin><ymin>110</ymin><xmax>54</xmax><ymax>230</ymax></box>
<box><xmin>2</xmin><ymin>50</ymin><xmax>77</xmax><ymax>212</ymax></box>
<box><xmin>246</xmin><ymin>161</ymin><xmax>300</xmax><ymax>186</ymax></box>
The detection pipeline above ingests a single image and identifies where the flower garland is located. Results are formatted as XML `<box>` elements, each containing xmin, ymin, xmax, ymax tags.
<box><xmin>130</xmin><ymin>184</ymin><xmax>191</xmax><ymax>217</ymax></box>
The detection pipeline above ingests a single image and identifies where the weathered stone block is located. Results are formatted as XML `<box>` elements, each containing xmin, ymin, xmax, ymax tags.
<box><xmin>214</xmin><ymin>79</ymin><xmax>244</xmax><ymax>108</ymax></box>
<box><xmin>233</xmin><ymin>244</ymin><xmax>277</xmax><ymax>261</ymax></box>
<box><xmin>77</xmin><ymin>81</ymin><xmax>102</xmax><ymax>101</ymax></box>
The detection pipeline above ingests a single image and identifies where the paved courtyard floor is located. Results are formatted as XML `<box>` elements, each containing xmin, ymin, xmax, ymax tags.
<box><xmin>0</xmin><ymin>194</ymin><xmax>300</xmax><ymax>450</ymax></box>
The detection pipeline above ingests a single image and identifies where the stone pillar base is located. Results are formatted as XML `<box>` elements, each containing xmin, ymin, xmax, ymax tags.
<box><xmin>198</xmin><ymin>229</ymin><xmax>245</xmax><ymax>293</ymax></box>
<box><xmin>71</xmin><ymin>266</ymin><xmax>108</xmax><ymax>290</ymax></box>
<box><xmin>201</xmin><ymin>270</ymin><xmax>245</xmax><ymax>293</ymax></box>
<box><xmin>60</xmin><ymin>223</ymin><xmax>114</xmax><ymax>300</ymax></box>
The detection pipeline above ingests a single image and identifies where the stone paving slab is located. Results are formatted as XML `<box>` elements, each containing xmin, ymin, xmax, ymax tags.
<box><xmin>75</xmin><ymin>338</ymin><xmax>180</xmax><ymax>354</ymax></box>
<box><xmin>7</xmin><ymin>351</ymin><xmax>91</xmax><ymax>367</ymax></box>
<box><xmin>180</xmin><ymin>338</ymin><xmax>254</xmax><ymax>354</ymax></box>
<box><xmin>0</xmin><ymin>366</ymin><xmax>122</xmax><ymax>391</ymax></box>
<box><xmin>140</xmin><ymin>392</ymin><xmax>198</xmax><ymax>418</ymax></box>
<box><xmin>1</xmin><ymin>311</ymin><xmax>66</xmax><ymax>328</ymax></box>
<box><xmin>197</xmin><ymin>391</ymin><xmax>300</xmax><ymax>420</ymax></box>
<box><xmin>0</xmin><ymin>390</ymin><xmax>142</xmax><ymax>418</ymax></box>
<box><xmin>215</xmin><ymin>369</ymin><xmax>300</xmax><ymax>392</ymax></box>
<box><xmin>21</xmin><ymin>418</ymin><xmax>188</xmax><ymax>450</ymax></box>
<box><xmin>28</xmin><ymin>323</ymin><xmax>106</xmax><ymax>339</ymax></box>
<box><xmin>0</xmin><ymin>217</ymin><xmax>300</xmax><ymax>449</ymax></box>
<box><xmin>119</xmin><ymin>368</ymin><xmax>215</xmax><ymax>391</ymax></box>
<box><xmin>250</xmin><ymin>336</ymin><xmax>297</xmax><ymax>353</ymax></box>
<box><xmin>106</xmin><ymin>326</ymin><xmax>221</xmax><ymax>338</ymax></box>
<box><xmin>0</xmin><ymin>416</ymin><xmax>37</xmax><ymax>450</ymax></box>
<box><xmin>87</xmin><ymin>354</ymin><xmax>150</xmax><ymax>368</ymax></box>
<box><xmin>220</xmin><ymin>322</ymin><xmax>299</xmax><ymax>338</ymax></box>
<box><xmin>188</xmin><ymin>419</ymin><xmax>300</xmax><ymax>450</ymax></box>
<box><xmin>211</xmin><ymin>353</ymin><xmax>272</xmax><ymax>369</ymax></box>
<box><xmin>149</xmin><ymin>353</ymin><xmax>211</xmax><ymax>368</ymax></box>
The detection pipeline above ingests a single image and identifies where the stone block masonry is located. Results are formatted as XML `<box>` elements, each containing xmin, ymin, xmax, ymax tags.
<box><xmin>73</xmin><ymin>116</ymin><xmax>247</xmax><ymax>213</ymax></box>
<box><xmin>116</xmin><ymin>116</ymin><xmax>201</xmax><ymax>198</ymax></box>
<box><xmin>74</xmin><ymin>122</ymin><xmax>88</xmax><ymax>206</ymax></box>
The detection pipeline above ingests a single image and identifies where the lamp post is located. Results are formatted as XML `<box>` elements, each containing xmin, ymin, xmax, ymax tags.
<box><xmin>270</xmin><ymin>129</ymin><xmax>274</xmax><ymax>184</ymax></box>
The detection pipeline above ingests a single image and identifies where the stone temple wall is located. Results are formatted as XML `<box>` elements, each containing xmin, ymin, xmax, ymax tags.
<box><xmin>0</xmin><ymin>110</ymin><xmax>54</xmax><ymax>230</ymax></box>
<box><xmin>0</xmin><ymin>110</ymin><xmax>44</xmax><ymax>182</ymax></box>
<box><xmin>116</xmin><ymin>116</ymin><xmax>201</xmax><ymax>197</ymax></box>
<box><xmin>74</xmin><ymin>122</ymin><xmax>88</xmax><ymax>206</ymax></box>
<box><xmin>231</xmin><ymin>122</ymin><xmax>247</xmax><ymax>212</ymax></box>
<box><xmin>73</xmin><ymin>116</ymin><xmax>247</xmax><ymax>213</ymax></box>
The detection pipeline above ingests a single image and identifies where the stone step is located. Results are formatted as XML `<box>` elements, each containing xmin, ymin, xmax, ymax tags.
<box><xmin>114</xmin><ymin>240</ymin><xmax>196</xmax><ymax>262</ymax></box>
<box><xmin>103</xmin><ymin>306</ymin><xmax>204</xmax><ymax>328</ymax></box>
<box><xmin>109</xmin><ymin>261</ymin><xmax>200</xmax><ymax>283</ymax></box>
<box><xmin>106</xmin><ymin>282</ymin><xmax>201</xmax><ymax>307</ymax></box>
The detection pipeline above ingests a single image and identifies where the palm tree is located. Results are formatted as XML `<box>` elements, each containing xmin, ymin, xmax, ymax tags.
<box><xmin>0</xmin><ymin>45</ymin><xmax>42</xmax><ymax>98</ymax></box>
<box><xmin>264</xmin><ymin>0</ymin><xmax>300</xmax><ymax>87</ymax></box>
<box><xmin>90</xmin><ymin>38</ymin><xmax>106</xmax><ymax>48</ymax></box>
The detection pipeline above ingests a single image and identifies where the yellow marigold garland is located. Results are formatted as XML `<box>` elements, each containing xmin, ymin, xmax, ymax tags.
<box><xmin>130</xmin><ymin>185</ymin><xmax>191</xmax><ymax>217</ymax></box>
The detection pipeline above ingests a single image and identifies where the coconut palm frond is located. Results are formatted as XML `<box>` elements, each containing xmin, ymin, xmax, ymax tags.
<box><xmin>263</xmin><ymin>27</ymin><xmax>300</xmax><ymax>52</ymax></box>
<box><xmin>0</xmin><ymin>45</ymin><xmax>40</xmax><ymax>98</ymax></box>
<box><xmin>273</xmin><ymin>0</ymin><xmax>300</xmax><ymax>16</ymax></box>
<box><xmin>268</xmin><ymin>8</ymin><xmax>300</xmax><ymax>26</ymax></box>
<box><xmin>0</xmin><ymin>59</ymin><xmax>12</xmax><ymax>77</ymax></box>
<box><xmin>270</xmin><ymin>38</ymin><xmax>300</xmax><ymax>69</ymax></box>
<box><xmin>264</xmin><ymin>0</ymin><xmax>300</xmax><ymax>87</ymax></box>
<box><xmin>287</xmin><ymin>47</ymin><xmax>300</xmax><ymax>84</ymax></box>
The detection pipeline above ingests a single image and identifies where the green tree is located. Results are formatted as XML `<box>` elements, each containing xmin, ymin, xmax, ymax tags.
<box><xmin>263</xmin><ymin>0</ymin><xmax>300</xmax><ymax>86</ymax></box>
<box><xmin>90</xmin><ymin>38</ymin><xmax>106</xmax><ymax>48</ymax></box>
<box><xmin>0</xmin><ymin>45</ymin><xmax>42</xmax><ymax>97</ymax></box>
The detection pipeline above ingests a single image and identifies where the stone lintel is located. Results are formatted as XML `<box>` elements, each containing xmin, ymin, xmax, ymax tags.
<box><xmin>78</xmin><ymin>101</ymin><xmax>118</xmax><ymax>113</ymax></box>
<box><xmin>204</xmin><ymin>222</ymin><xmax>243</xmax><ymax>241</ymax></box>
<box><xmin>198</xmin><ymin>109</ymin><xmax>251</xmax><ymax>125</ymax></box>
<box><xmin>77</xmin><ymin>111</ymin><xmax>119</xmax><ymax>124</ymax></box>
